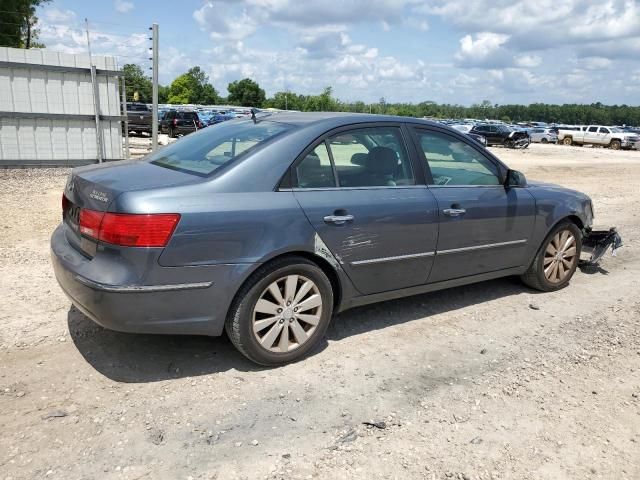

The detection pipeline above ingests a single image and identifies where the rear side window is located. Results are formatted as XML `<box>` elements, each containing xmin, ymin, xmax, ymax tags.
<box><xmin>296</xmin><ymin>144</ymin><xmax>336</xmax><ymax>188</ymax></box>
<box><xmin>148</xmin><ymin>120</ymin><xmax>292</xmax><ymax>176</ymax></box>
<box><xmin>294</xmin><ymin>126</ymin><xmax>414</xmax><ymax>189</ymax></box>
<box><xmin>588</xmin><ymin>126</ymin><xmax>598</xmax><ymax>132</ymax></box>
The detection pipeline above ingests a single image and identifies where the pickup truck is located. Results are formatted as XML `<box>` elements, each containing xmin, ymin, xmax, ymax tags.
<box><xmin>126</xmin><ymin>103</ymin><xmax>152</xmax><ymax>135</ymax></box>
<box><xmin>558</xmin><ymin>125</ymin><xmax>640</xmax><ymax>150</ymax></box>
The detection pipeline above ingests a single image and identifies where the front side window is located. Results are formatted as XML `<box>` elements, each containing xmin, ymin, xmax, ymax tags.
<box><xmin>148</xmin><ymin>120</ymin><xmax>292</xmax><ymax>176</ymax></box>
<box><xmin>599</xmin><ymin>127</ymin><xmax>610</xmax><ymax>134</ymax></box>
<box><xmin>416</xmin><ymin>129</ymin><xmax>501</xmax><ymax>186</ymax></box>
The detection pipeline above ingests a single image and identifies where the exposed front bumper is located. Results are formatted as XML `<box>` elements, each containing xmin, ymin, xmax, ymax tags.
<box><xmin>50</xmin><ymin>224</ymin><xmax>256</xmax><ymax>336</ymax></box>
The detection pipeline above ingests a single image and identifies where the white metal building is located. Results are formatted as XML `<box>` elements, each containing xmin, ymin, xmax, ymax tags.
<box><xmin>0</xmin><ymin>47</ymin><xmax>123</xmax><ymax>167</ymax></box>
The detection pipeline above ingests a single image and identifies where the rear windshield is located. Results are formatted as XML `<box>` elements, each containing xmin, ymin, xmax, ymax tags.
<box><xmin>179</xmin><ymin>112</ymin><xmax>198</xmax><ymax>120</ymax></box>
<box><xmin>148</xmin><ymin>120</ymin><xmax>292</xmax><ymax>176</ymax></box>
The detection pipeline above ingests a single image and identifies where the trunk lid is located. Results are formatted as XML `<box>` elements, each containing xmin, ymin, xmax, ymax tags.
<box><xmin>62</xmin><ymin>160</ymin><xmax>201</xmax><ymax>256</ymax></box>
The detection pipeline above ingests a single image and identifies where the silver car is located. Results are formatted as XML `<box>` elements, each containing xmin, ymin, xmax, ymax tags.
<box><xmin>529</xmin><ymin>128</ymin><xmax>558</xmax><ymax>144</ymax></box>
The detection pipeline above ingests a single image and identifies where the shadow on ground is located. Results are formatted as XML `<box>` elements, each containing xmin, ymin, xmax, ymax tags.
<box><xmin>69</xmin><ymin>276</ymin><xmax>532</xmax><ymax>384</ymax></box>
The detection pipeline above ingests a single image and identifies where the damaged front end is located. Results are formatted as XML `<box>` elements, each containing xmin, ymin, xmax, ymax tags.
<box><xmin>580</xmin><ymin>227</ymin><xmax>623</xmax><ymax>267</ymax></box>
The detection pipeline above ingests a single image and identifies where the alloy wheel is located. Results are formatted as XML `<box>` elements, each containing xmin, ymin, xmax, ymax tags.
<box><xmin>252</xmin><ymin>275</ymin><xmax>322</xmax><ymax>353</ymax></box>
<box><xmin>543</xmin><ymin>230</ymin><xmax>578</xmax><ymax>283</ymax></box>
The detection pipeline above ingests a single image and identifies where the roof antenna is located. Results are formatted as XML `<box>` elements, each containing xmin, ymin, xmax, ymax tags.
<box><xmin>250</xmin><ymin>108</ymin><xmax>257</xmax><ymax>123</ymax></box>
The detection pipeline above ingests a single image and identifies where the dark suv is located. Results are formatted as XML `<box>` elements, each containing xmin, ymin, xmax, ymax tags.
<box><xmin>470</xmin><ymin>124</ymin><xmax>530</xmax><ymax>147</ymax></box>
<box><xmin>160</xmin><ymin>110</ymin><xmax>203</xmax><ymax>137</ymax></box>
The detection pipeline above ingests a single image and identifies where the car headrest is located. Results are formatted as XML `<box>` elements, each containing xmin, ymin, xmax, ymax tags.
<box><xmin>366</xmin><ymin>147</ymin><xmax>397</xmax><ymax>175</ymax></box>
<box><xmin>300</xmin><ymin>153</ymin><xmax>321</xmax><ymax>169</ymax></box>
<box><xmin>351</xmin><ymin>153</ymin><xmax>368</xmax><ymax>166</ymax></box>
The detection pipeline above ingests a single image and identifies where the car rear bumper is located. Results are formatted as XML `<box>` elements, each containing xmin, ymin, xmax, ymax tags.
<box><xmin>50</xmin><ymin>223</ymin><xmax>256</xmax><ymax>337</ymax></box>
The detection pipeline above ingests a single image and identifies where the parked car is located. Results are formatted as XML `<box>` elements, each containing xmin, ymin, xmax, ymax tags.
<box><xmin>558</xmin><ymin>125</ymin><xmax>640</xmax><ymax>150</ymax></box>
<box><xmin>451</xmin><ymin>125</ymin><xmax>486</xmax><ymax>146</ymax></box>
<box><xmin>529</xmin><ymin>128</ymin><xmax>558</xmax><ymax>144</ymax></box>
<box><xmin>125</xmin><ymin>102</ymin><xmax>152</xmax><ymax>136</ymax></box>
<box><xmin>52</xmin><ymin>113</ymin><xmax>599</xmax><ymax>366</ymax></box>
<box><xmin>470</xmin><ymin>124</ymin><xmax>530</xmax><ymax>147</ymax></box>
<box><xmin>160</xmin><ymin>110</ymin><xmax>203</xmax><ymax>137</ymax></box>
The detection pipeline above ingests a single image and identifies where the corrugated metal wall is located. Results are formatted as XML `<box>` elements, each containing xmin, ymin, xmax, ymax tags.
<box><xmin>0</xmin><ymin>47</ymin><xmax>124</xmax><ymax>167</ymax></box>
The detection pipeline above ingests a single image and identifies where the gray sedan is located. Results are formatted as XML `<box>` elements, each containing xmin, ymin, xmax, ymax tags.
<box><xmin>529</xmin><ymin>128</ymin><xmax>558</xmax><ymax>143</ymax></box>
<box><xmin>52</xmin><ymin>112</ymin><xmax>595</xmax><ymax>365</ymax></box>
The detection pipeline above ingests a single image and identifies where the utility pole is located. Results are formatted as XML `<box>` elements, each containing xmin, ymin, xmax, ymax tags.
<box><xmin>150</xmin><ymin>23</ymin><xmax>159</xmax><ymax>150</ymax></box>
<box><xmin>85</xmin><ymin>18</ymin><xmax>103</xmax><ymax>163</ymax></box>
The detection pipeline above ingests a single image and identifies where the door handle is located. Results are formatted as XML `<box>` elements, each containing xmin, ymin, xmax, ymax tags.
<box><xmin>442</xmin><ymin>208</ymin><xmax>466</xmax><ymax>217</ymax></box>
<box><xmin>323</xmin><ymin>214</ymin><xmax>354</xmax><ymax>225</ymax></box>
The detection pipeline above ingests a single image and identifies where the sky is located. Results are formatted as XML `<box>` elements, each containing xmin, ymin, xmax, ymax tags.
<box><xmin>35</xmin><ymin>0</ymin><xmax>640</xmax><ymax>105</ymax></box>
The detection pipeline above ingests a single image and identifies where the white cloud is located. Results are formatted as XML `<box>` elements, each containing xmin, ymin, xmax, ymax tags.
<box><xmin>114</xmin><ymin>0</ymin><xmax>134</xmax><ymax>14</ymax></box>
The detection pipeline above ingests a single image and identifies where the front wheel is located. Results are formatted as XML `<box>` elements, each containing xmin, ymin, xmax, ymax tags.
<box><xmin>610</xmin><ymin>139</ymin><xmax>621</xmax><ymax>150</ymax></box>
<box><xmin>521</xmin><ymin>221</ymin><xmax>582</xmax><ymax>292</ymax></box>
<box><xmin>226</xmin><ymin>257</ymin><xmax>334</xmax><ymax>366</ymax></box>
<box><xmin>541</xmin><ymin>138</ymin><xmax>548</xmax><ymax>144</ymax></box>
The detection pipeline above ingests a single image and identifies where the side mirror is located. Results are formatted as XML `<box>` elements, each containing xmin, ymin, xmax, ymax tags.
<box><xmin>505</xmin><ymin>169</ymin><xmax>527</xmax><ymax>188</ymax></box>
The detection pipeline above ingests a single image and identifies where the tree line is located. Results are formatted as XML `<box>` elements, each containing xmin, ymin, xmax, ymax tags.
<box><xmin>124</xmin><ymin>64</ymin><xmax>640</xmax><ymax>126</ymax></box>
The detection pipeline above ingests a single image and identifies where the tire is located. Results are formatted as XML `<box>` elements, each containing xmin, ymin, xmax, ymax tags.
<box><xmin>610</xmin><ymin>139</ymin><xmax>621</xmax><ymax>150</ymax></box>
<box><xmin>562</xmin><ymin>137</ymin><xmax>572</xmax><ymax>146</ymax></box>
<box><xmin>225</xmin><ymin>256</ymin><xmax>334</xmax><ymax>366</ymax></box>
<box><xmin>520</xmin><ymin>221</ymin><xmax>582</xmax><ymax>292</ymax></box>
<box><xmin>505</xmin><ymin>139</ymin><xmax>515</xmax><ymax>149</ymax></box>
<box><xmin>541</xmin><ymin>138</ymin><xmax>548</xmax><ymax>144</ymax></box>
<box><xmin>168</xmin><ymin>127</ymin><xmax>176</xmax><ymax>138</ymax></box>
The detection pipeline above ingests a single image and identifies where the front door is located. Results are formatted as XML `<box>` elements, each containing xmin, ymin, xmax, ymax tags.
<box><xmin>411</xmin><ymin>127</ymin><xmax>537</xmax><ymax>283</ymax></box>
<box><xmin>292</xmin><ymin>125</ymin><xmax>439</xmax><ymax>295</ymax></box>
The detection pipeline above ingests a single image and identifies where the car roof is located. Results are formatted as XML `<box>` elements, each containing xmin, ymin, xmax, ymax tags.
<box><xmin>260</xmin><ymin>111</ymin><xmax>442</xmax><ymax>129</ymax></box>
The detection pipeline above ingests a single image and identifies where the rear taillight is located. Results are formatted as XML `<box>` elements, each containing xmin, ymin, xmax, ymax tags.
<box><xmin>79</xmin><ymin>210</ymin><xmax>180</xmax><ymax>247</ymax></box>
<box><xmin>79</xmin><ymin>209</ymin><xmax>104</xmax><ymax>239</ymax></box>
<box><xmin>173</xmin><ymin>118</ymin><xmax>178</xmax><ymax>126</ymax></box>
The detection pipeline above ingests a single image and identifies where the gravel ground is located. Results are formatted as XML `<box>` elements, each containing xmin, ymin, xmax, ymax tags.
<box><xmin>0</xmin><ymin>143</ymin><xmax>639</xmax><ymax>480</ymax></box>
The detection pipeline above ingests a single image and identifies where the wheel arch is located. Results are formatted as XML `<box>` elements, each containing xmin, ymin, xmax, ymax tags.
<box><xmin>232</xmin><ymin>250</ymin><xmax>344</xmax><ymax>313</ymax></box>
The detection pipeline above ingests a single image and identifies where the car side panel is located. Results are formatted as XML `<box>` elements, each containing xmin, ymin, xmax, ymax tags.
<box><xmin>155</xmin><ymin>190</ymin><xmax>335</xmax><ymax>267</ymax></box>
<box><xmin>522</xmin><ymin>183</ymin><xmax>593</xmax><ymax>265</ymax></box>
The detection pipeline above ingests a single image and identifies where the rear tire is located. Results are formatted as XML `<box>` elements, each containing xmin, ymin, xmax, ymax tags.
<box><xmin>225</xmin><ymin>257</ymin><xmax>334</xmax><ymax>366</ymax></box>
<box><xmin>562</xmin><ymin>137</ymin><xmax>572</xmax><ymax>146</ymax></box>
<box><xmin>169</xmin><ymin>127</ymin><xmax>176</xmax><ymax>138</ymax></box>
<box><xmin>520</xmin><ymin>221</ymin><xmax>582</xmax><ymax>292</ymax></box>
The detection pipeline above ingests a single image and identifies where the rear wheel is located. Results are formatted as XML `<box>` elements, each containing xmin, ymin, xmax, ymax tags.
<box><xmin>521</xmin><ymin>221</ymin><xmax>582</xmax><ymax>292</ymax></box>
<box><xmin>610</xmin><ymin>139</ymin><xmax>621</xmax><ymax>150</ymax></box>
<box><xmin>562</xmin><ymin>137</ymin><xmax>572</xmax><ymax>146</ymax></box>
<box><xmin>168</xmin><ymin>127</ymin><xmax>176</xmax><ymax>138</ymax></box>
<box><xmin>225</xmin><ymin>257</ymin><xmax>334</xmax><ymax>366</ymax></box>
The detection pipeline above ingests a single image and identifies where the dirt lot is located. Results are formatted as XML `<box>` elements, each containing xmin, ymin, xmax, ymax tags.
<box><xmin>1</xmin><ymin>143</ymin><xmax>639</xmax><ymax>480</ymax></box>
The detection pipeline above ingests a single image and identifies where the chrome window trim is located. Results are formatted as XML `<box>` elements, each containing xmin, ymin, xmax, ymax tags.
<box><xmin>289</xmin><ymin>185</ymin><xmax>427</xmax><ymax>192</ymax></box>
<box><xmin>350</xmin><ymin>251</ymin><xmax>435</xmax><ymax>266</ymax></box>
<box><xmin>437</xmin><ymin>239</ymin><xmax>527</xmax><ymax>255</ymax></box>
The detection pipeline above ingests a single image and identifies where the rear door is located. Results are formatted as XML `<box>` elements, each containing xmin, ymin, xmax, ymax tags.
<box><xmin>584</xmin><ymin>126</ymin><xmax>600</xmax><ymax>143</ymax></box>
<box><xmin>410</xmin><ymin>127</ymin><xmax>536</xmax><ymax>283</ymax></box>
<box><xmin>291</xmin><ymin>123</ymin><xmax>439</xmax><ymax>295</ymax></box>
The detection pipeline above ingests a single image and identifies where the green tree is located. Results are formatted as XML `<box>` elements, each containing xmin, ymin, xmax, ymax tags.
<box><xmin>166</xmin><ymin>66</ymin><xmax>219</xmax><ymax>104</ymax></box>
<box><xmin>122</xmin><ymin>64</ymin><xmax>152</xmax><ymax>103</ymax></box>
<box><xmin>227</xmin><ymin>78</ymin><xmax>266</xmax><ymax>107</ymax></box>
<box><xmin>0</xmin><ymin>0</ymin><xmax>49</xmax><ymax>48</ymax></box>
<box><xmin>167</xmin><ymin>74</ymin><xmax>193</xmax><ymax>104</ymax></box>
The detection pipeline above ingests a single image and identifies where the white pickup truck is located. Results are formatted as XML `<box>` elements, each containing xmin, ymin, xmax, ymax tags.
<box><xmin>558</xmin><ymin>125</ymin><xmax>640</xmax><ymax>150</ymax></box>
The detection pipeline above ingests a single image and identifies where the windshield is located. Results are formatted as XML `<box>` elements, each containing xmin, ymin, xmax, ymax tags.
<box><xmin>148</xmin><ymin>120</ymin><xmax>292</xmax><ymax>176</ymax></box>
